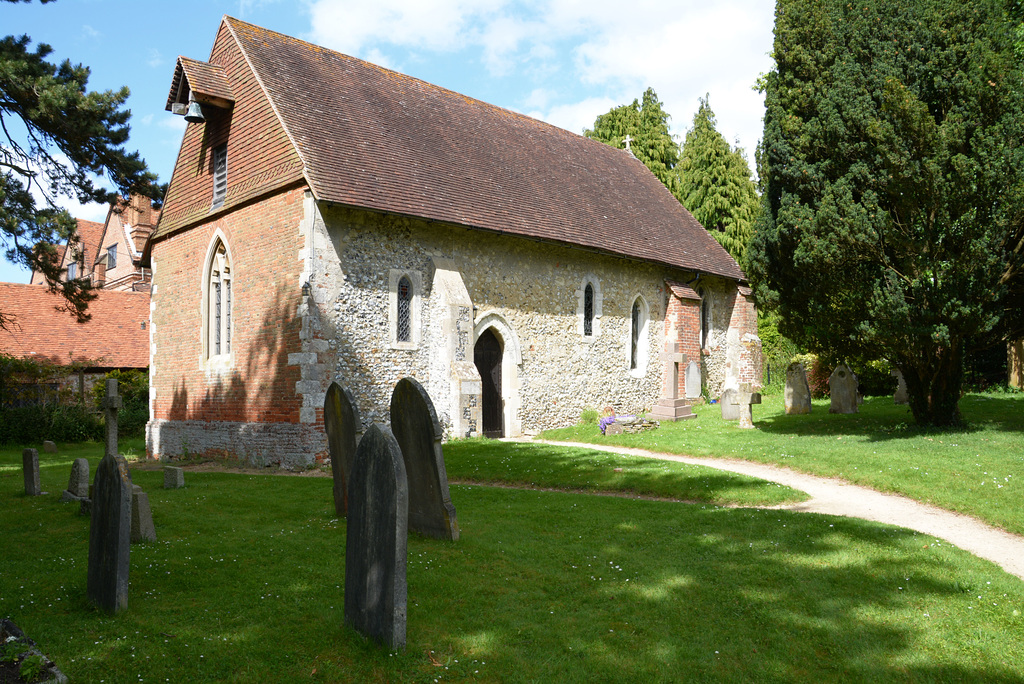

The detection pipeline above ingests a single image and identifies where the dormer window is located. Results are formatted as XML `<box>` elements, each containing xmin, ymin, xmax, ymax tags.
<box><xmin>212</xmin><ymin>144</ymin><xmax>227</xmax><ymax>209</ymax></box>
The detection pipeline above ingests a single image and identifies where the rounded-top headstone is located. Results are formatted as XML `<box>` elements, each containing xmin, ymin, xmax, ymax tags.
<box><xmin>324</xmin><ymin>382</ymin><xmax>360</xmax><ymax>517</ymax></box>
<box><xmin>389</xmin><ymin>377</ymin><xmax>459</xmax><ymax>540</ymax></box>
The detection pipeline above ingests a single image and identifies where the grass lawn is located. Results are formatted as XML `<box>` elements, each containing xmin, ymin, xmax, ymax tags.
<box><xmin>2</xmin><ymin>439</ymin><xmax>1024</xmax><ymax>682</ymax></box>
<box><xmin>541</xmin><ymin>392</ymin><xmax>1024</xmax><ymax>536</ymax></box>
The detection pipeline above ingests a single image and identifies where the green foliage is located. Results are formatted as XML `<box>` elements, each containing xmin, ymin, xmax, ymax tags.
<box><xmin>91</xmin><ymin>369</ymin><xmax>149</xmax><ymax>437</ymax></box>
<box><xmin>585</xmin><ymin>87</ymin><xmax>683</xmax><ymax>198</ymax></box>
<box><xmin>578</xmin><ymin>406</ymin><xmax>599</xmax><ymax>424</ymax></box>
<box><xmin>678</xmin><ymin>97</ymin><xmax>761</xmax><ymax>268</ymax></box>
<box><xmin>18</xmin><ymin>654</ymin><xmax>45</xmax><ymax>682</ymax></box>
<box><xmin>1</xmin><ymin>640</ymin><xmax>29</xmax><ymax>663</ymax></box>
<box><xmin>750</xmin><ymin>0</ymin><xmax>1024</xmax><ymax>427</ymax></box>
<box><xmin>1</xmin><ymin>1</ymin><xmax>160</xmax><ymax>328</ymax></box>
<box><xmin>757</xmin><ymin>310</ymin><xmax>800</xmax><ymax>391</ymax></box>
<box><xmin>0</xmin><ymin>352</ymin><xmax>104</xmax><ymax>443</ymax></box>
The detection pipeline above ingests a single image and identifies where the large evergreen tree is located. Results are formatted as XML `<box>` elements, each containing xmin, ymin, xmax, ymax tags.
<box><xmin>750</xmin><ymin>0</ymin><xmax>1024</xmax><ymax>426</ymax></box>
<box><xmin>585</xmin><ymin>87</ymin><xmax>683</xmax><ymax>199</ymax></box>
<box><xmin>678</xmin><ymin>97</ymin><xmax>760</xmax><ymax>268</ymax></box>
<box><xmin>1</xmin><ymin>0</ymin><xmax>159</xmax><ymax>329</ymax></box>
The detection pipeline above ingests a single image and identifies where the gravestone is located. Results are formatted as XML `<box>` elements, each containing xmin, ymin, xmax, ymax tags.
<box><xmin>344</xmin><ymin>423</ymin><xmax>408</xmax><ymax>650</ymax></box>
<box><xmin>784</xmin><ymin>362</ymin><xmax>812</xmax><ymax>415</ymax></box>
<box><xmin>647</xmin><ymin>343</ymin><xmax>695</xmax><ymax>421</ymax></box>
<box><xmin>60</xmin><ymin>458</ymin><xmax>90</xmax><ymax>502</ymax></box>
<box><xmin>42</xmin><ymin>440</ymin><xmax>57</xmax><ymax>453</ymax></box>
<box><xmin>892</xmin><ymin>369</ymin><xmax>909</xmax><ymax>405</ymax></box>
<box><xmin>685</xmin><ymin>360</ymin><xmax>702</xmax><ymax>399</ymax></box>
<box><xmin>163</xmin><ymin>466</ymin><xmax>185</xmax><ymax>489</ymax></box>
<box><xmin>324</xmin><ymin>382</ymin><xmax>361</xmax><ymax>518</ymax></box>
<box><xmin>828</xmin><ymin>363</ymin><xmax>859</xmax><ymax>414</ymax></box>
<box><xmin>390</xmin><ymin>377</ymin><xmax>459</xmax><ymax>540</ymax></box>
<box><xmin>728</xmin><ymin>385</ymin><xmax>762</xmax><ymax>429</ymax></box>
<box><xmin>22</xmin><ymin>448</ymin><xmax>41</xmax><ymax>496</ymax></box>
<box><xmin>720</xmin><ymin>388</ymin><xmax>739</xmax><ymax>420</ymax></box>
<box><xmin>87</xmin><ymin>379</ymin><xmax>131</xmax><ymax>614</ymax></box>
<box><xmin>131</xmin><ymin>485</ymin><xmax>157</xmax><ymax>543</ymax></box>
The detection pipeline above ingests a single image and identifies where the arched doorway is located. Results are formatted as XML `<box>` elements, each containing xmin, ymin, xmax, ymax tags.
<box><xmin>474</xmin><ymin>328</ymin><xmax>503</xmax><ymax>438</ymax></box>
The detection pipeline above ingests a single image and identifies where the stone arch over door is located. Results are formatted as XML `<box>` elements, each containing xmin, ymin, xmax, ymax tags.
<box><xmin>473</xmin><ymin>311</ymin><xmax>522</xmax><ymax>438</ymax></box>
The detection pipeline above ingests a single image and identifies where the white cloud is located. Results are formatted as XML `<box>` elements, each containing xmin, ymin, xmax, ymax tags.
<box><xmin>527</xmin><ymin>95</ymin><xmax>620</xmax><ymax>136</ymax></box>
<box><xmin>147</xmin><ymin>49</ymin><xmax>164</xmax><ymax>69</ymax></box>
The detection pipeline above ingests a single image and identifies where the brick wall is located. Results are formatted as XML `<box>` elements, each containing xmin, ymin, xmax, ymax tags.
<box><xmin>148</xmin><ymin>185</ymin><xmax>318</xmax><ymax>464</ymax></box>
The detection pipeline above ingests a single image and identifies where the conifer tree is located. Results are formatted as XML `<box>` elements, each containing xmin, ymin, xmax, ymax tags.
<box><xmin>750</xmin><ymin>0</ymin><xmax>1024</xmax><ymax>427</ymax></box>
<box><xmin>585</xmin><ymin>87</ymin><xmax>682</xmax><ymax>199</ymax></box>
<box><xmin>678</xmin><ymin>97</ymin><xmax>760</xmax><ymax>268</ymax></box>
<box><xmin>1</xmin><ymin>0</ymin><xmax>159</xmax><ymax>329</ymax></box>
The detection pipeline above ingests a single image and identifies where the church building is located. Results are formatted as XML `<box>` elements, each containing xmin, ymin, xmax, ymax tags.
<box><xmin>145</xmin><ymin>17</ymin><xmax>760</xmax><ymax>466</ymax></box>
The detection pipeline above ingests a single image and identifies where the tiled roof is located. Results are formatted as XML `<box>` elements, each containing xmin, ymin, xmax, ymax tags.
<box><xmin>166</xmin><ymin>56</ymin><xmax>235</xmax><ymax>110</ymax></box>
<box><xmin>218</xmin><ymin>18</ymin><xmax>745</xmax><ymax>281</ymax></box>
<box><xmin>0</xmin><ymin>282</ymin><xmax>150</xmax><ymax>368</ymax></box>
<box><xmin>73</xmin><ymin>218</ymin><xmax>105</xmax><ymax>269</ymax></box>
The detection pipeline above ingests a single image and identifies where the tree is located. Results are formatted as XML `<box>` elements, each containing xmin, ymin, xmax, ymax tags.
<box><xmin>749</xmin><ymin>0</ymin><xmax>1024</xmax><ymax>427</ymax></box>
<box><xmin>585</xmin><ymin>87</ymin><xmax>683</xmax><ymax>199</ymax></box>
<box><xmin>1</xmin><ymin>0</ymin><xmax>159</xmax><ymax>329</ymax></box>
<box><xmin>678</xmin><ymin>96</ymin><xmax>760</xmax><ymax>268</ymax></box>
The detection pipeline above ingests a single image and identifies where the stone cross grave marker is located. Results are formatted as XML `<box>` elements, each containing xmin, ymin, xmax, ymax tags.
<box><xmin>728</xmin><ymin>385</ymin><xmax>762</xmax><ymax>429</ymax></box>
<box><xmin>720</xmin><ymin>387</ymin><xmax>739</xmax><ymax>420</ymax></box>
<box><xmin>648</xmin><ymin>343</ymin><xmax>695</xmax><ymax>421</ymax></box>
<box><xmin>60</xmin><ymin>458</ymin><xmax>90</xmax><ymax>502</ymax></box>
<box><xmin>87</xmin><ymin>379</ymin><xmax>132</xmax><ymax>614</ymax></box>
<box><xmin>325</xmin><ymin>382</ymin><xmax>361</xmax><ymax>518</ymax></box>
<box><xmin>829</xmin><ymin>363</ymin><xmax>859</xmax><ymax>414</ymax></box>
<box><xmin>131</xmin><ymin>485</ymin><xmax>157</xmax><ymax>543</ymax></box>
<box><xmin>344</xmin><ymin>423</ymin><xmax>408</xmax><ymax>650</ymax></box>
<box><xmin>163</xmin><ymin>466</ymin><xmax>185</xmax><ymax>489</ymax></box>
<box><xmin>22</xmin><ymin>449</ymin><xmax>41</xmax><ymax>496</ymax></box>
<box><xmin>784</xmin><ymin>362</ymin><xmax>812</xmax><ymax>415</ymax></box>
<box><xmin>390</xmin><ymin>377</ymin><xmax>459</xmax><ymax>540</ymax></box>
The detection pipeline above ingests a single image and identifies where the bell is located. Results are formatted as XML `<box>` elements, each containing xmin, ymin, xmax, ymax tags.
<box><xmin>184</xmin><ymin>101</ymin><xmax>205</xmax><ymax>124</ymax></box>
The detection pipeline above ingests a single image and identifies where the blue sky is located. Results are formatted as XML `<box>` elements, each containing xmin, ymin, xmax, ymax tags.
<box><xmin>1</xmin><ymin>0</ymin><xmax>774</xmax><ymax>284</ymax></box>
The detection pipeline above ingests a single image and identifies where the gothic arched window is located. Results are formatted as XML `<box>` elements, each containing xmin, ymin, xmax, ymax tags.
<box><xmin>205</xmin><ymin>238</ymin><xmax>232</xmax><ymax>360</ymax></box>
<box><xmin>397</xmin><ymin>275</ymin><xmax>412</xmax><ymax>343</ymax></box>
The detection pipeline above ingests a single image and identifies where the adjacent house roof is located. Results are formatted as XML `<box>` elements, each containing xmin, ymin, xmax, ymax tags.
<box><xmin>0</xmin><ymin>283</ymin><xmax>150</xmax><ymax>368</ymax></box>
<box><xmin>72</xmin><ymin>218</ymin><xmax>105</xmax><ymax>269</ymax></box>
<box><xmin>156</xmin><ymin>16</ymin><xmax>745</xmax><ymax>281</ymax></box>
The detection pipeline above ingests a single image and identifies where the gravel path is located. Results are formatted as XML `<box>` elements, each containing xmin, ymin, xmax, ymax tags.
<box><xmin>530</xmin><ymin>439</ymin><xmax>1024</xmax><ymax>581</ymax></box>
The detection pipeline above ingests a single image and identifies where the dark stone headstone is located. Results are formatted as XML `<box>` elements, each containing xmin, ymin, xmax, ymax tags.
<box><xmin>61</xmin><ymin>458</ymin><xmax>90</xmax><ymax>501</ymax></box>
<box><xmin>163</xmin><ymin>466</ymin><xmax>185</xmax><ymax>489</ymax></box>
<box><xmin>344</xmin><ymin>424</ymin><xmax>408</xmax><ymax>650</ymax></box>
<box><xmin>22</xmin><ymin>449</ymin><xmax>41</xmax><ymax>496</ymax></box>
<box><xmin>42</xmin><ymin>440</ymin><xmax>57</xmax><ymax>453</ymax></box>
<box><xmin>325</xmin><ymin>382</ymin><xmax>360</xmax><ymax>517</ymax></box>
<box><xmin>720</xmin><ymin>388</ymin><xmax>739</xmax><ymax>420</ymax></box>
<box><xmin>389</xmin><ymin>377</ymin><xmax>459</xmax><ymax>540</ymax></box>
<box><xmin>131</xmin><ymin>485</ymin><xmax>157</xmax><ymax>543</ymax></box>
<box><xmin>87</xmin><ymin>453</ymin><xmax>132</xmax><ymax>613</ymax></box>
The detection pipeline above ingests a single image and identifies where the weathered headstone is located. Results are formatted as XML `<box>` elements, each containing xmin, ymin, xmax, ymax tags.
<box><xmin>720</xmin><ymin>388</ymin><xmax>739</xmax><ymax>420</ymax></box>
<box><xmin>42</xmin><ymin>440</ymin><xmax>57</xmax><ymax>453</ymax></box>
<box><xmin>131</xmin><ymin>485</ymin><xmax>157</xmax><ymax>543</ymax></box>
<box><xmin>325</xmin><ymin>382</ymin><xmax>360</xmax><ymax>518</ymax></box>
<box><xmin>784</xmin><ymin>362</ymin><xmax>812</xmax><ymax>415</ymax></box>
<box><xmin>60</xmin><ymin>458</ymin><xmax>90</xmax><ymax>502</ymax></box>
<box><xmin>344</xmin><ymin>423</ymin><xmax>408</xmax><ymax>650</ymax></box>
<box><xmin>648</xmin><ymin>343</ymin><xmax>695</xmax><ymax>421</ymax></box>
<box><xmin>163</xmin><ymin>466</ymin><xmax>185</xmax><ymax>489</ymax></box>
<box><xmin>728</xmin><ymin>384</ymin><xmax>762</xmax><ymax>429</ymax></box>
<box><xmin>22</xmin><ymin>448</ymin><xmax>41</xmax><ymax>496</ymax></box>
<box><xmin>87</xmin><ymin>379</ymin><xmax>131</xmax><ymax>614</ymax></box>
<box><xmin>892</xmin><ymin>368</ymin><xmax>909</xmax><ymax>405</ymax></box>
<box><xmin>828</xmin><ymin>363</ymin><xmax>859</xmax><ymax>414</ymax></box>
<box><xmin>389</xmin><ymin>377</ymin><xmax>459</xmax><ymax>540</ymax></box>
<box><xmin>685</xmin><ymin>360</ymin><xmax>702</xmax><ymax>399</ymax></box>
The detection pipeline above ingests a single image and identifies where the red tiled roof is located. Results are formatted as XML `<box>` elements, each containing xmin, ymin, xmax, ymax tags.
<box><xmin>206</xmin><ymin>17</ymin><xmax>744</xmax><ymax>281</ymax></box>
<box><xmin>0</xmin><ymin>282</ymin><xmax>150</xmax><ymax>368</ymax></box>
<box><xmin>73</xmin><ymin>218</ymin><xmax>105</xmax><ymax>269</ymax></box>
<box><xmin>166</xmin><ymin>56</ymin><xmax>235</xmax><ymax>110</ymax></box>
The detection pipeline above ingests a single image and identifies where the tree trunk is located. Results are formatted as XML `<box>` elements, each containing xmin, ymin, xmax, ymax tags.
<box><xmin>898</xmin><ymin>342</ymin><xmax>964</xmax><ymax>427</ymax></box>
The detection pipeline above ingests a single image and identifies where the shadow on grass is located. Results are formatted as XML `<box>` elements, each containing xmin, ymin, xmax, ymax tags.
<box><xmin>1</xmin><ymin>462</ymin><xmax>1022</xmax><ymax>681</ymax></box>
<box><xmin>444</xmin><ymin>439</ymin><xmax>806</xmax><ymax>506</ymax></box>
<box><xmin>753</xmin><ymin>394</ymin><xmax>1024</xmax><ymax>442</ymax></box>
